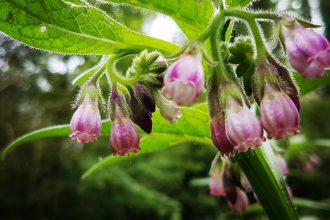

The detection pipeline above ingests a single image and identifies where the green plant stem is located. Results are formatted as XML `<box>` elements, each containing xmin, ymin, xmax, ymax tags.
<box><xmin>106</xmin><ymin>55</ymin><xmax>137</xmax><ymax>86</ymax></box>
<box><xmin>247</xmin><ymin>19</ymin><xmax>267</xmax><ymax>60</ymax></box>
<box><xmin>198</xmin><ymin>11</ymin><xmax>226</xmax><ymax>42</ymax></box>
<box><xmin>90</xmin><ymin>58</ymin><xmax>108</xmax><ymax>84</ymax></box>
<box><xmin>224</xmin><ymin>8</ymin><xmax>280</xmax><ymax>21</ymax></box>
<box><xmin>197</xmin><ymin>8</ymin><xmax>280</xmax><ymax>43</ymax></box>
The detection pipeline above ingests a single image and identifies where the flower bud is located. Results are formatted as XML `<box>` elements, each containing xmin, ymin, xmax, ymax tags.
<box><xmin>297</xmin><ymin>154</ymin><xmax>322</xmax><ymax>173</ymax></box>
<box><xmin>154</xmin><ymin>91</ymin><xmax>182</xmax><ymax>124</ymax></box>
<box><xmin>162</xmin><ymin>45</ymin><xmax>204</xmax><ymax>105</ymax></box>
<box><xmin>281</xmin><ymin>21</ymin><xmax>330</xmax><ymax>78</ymax></box>
<box><xmin>209</xmin><ymin>172</ymin><xmax>226</xmax><ymax>197</ymax></box>
<box><xmin>276</xmin><ymin>155</ymin><xmax>289</xmax><ymax>176</ymax></box>
<box><xmin>260</xmin><ymin>83</ymin><xmax>300</xmax><ymax>139</ymax></box>
<box><xmin>210</xmin><ymin>117</ymin><xmax>235</xmax><ymax>157</ymax></box>
<box><xmin>126</xmin><ymin>85</ymin><xmax>154</xmax><ymax>134</ymax></box>
<box><xmin>110</xmin><ymin>110</ymin><xmax>141</xmax><ymax>156</ymax></box>
<box><xmin>223</xmin><ymin>83</ymin><xmax>264</xmax><ymax>152</ymax></box>
<box><xmin>70</xmin><ymin>84</ymin><xmax>102</xmax><ymax>143</ymax></box>
<box><xmin>226</xmin><ymin>187</ymin><xmax>249</xmax><ymax>213</ymax></box>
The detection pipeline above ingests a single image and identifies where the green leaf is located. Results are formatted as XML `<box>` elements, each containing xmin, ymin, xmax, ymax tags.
<box><xmin>100</xmin><ymin>0</ymin><xmax>214</xmax><ymax>39</ymax></box>
<box><xmin>1</xmin><ymin>125</ymin><xmax>70</xmax><ymax>159</ymax></box>
<box><xmin>1</xmin><ymin>106</ymin><xmax>211</xmax><ymax>158</ymax></box>
<box><xmin>0</xmin><ymin>0</ymin><xmax>179</xmax><ymax>54</ymax></box>
<box><xmin>294</xmin><ymin>71</ymin><xmax>330</xmax><ymax>95</ymax></box>
<box><xmin>236</xmin><ymin>144</ymin><xmax>299</xmax><ymax>220</ymax></box>
<box><xmin>226</xmin><ymin>0</ymin><xmax>254</xmax><ymax>7</ymax></box>
<box><xmin>81</xmin><ymin>133</ymin><xmax>212</xmax><ymax>179</ymax></box>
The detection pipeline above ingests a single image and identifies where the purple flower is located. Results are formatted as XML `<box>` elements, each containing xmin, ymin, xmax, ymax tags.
<box><xmin>110</xmin><ymin>111</ymin><xmax>140</xmax><ymax>156</ymax></box>
<box><xmin>261</xmin><ymin>84</ymin><xmax>300</xmax><ymax>139</ymax></box>
<box><xmin>297</xmin><ymin>154</ymin><xmax>322</xmax><ymax>173</ymax></box>
<box><xmin>225</xmin><ymin>96</ymin><xmax>264</xmax><ymax>152</ymax></box>
<box><xmin>276</xmin><ymin>155</ymin><xmax>289</xmax><ymax>176</ymax></box>
<box><xmin>226</xmin><ymin>187</ymin><xmax>249</xmax><ymax>213</ymax></box>
<box><xmin>210</xmin><ymin>119</ymin><xmax>235</xmax><ymax>157</ymax></box>
<box><xmin>209</xmin><ymin>172</ymin><xmax>226</xmax><ymax>197</ymax></box>
<box><xmin>162</xmin><ymin>51</ymin><xmax>204</xmax><ymax>105</ymax></box>
<box><xmin>282</xmin><ymin>21</ymin><xmax>330</xmax><ymax>78</ymax></box>
<box><xmin>70</xmin><ymin>95</ymin><xmax>102</xmax><ymax>143</ymax></box>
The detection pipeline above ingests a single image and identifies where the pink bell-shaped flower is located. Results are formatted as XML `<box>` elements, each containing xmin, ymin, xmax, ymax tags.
<box><xmin>162</xmin><ymin>46</ymin><xmax>204</xmax><ymax>105</ymax></box>
<box><xmin>224</xmin><ymin>89</ymin><xmax>264</xmax><ymax>152</ymax></box>
<box><xmin>260</xmin><ymin>83</ymin><xmax>300</xmax><ymax>139</ymax></box>
<box><xmin>210</xmin><ymin>118</ymin><xmax>235</xmax><ymax>157</ymax></box>
<box><xmin>110</xmin><ymin>110</ymin><xmax>141</xmax><ymax>156</ymax></box>
<box><xmin>276</xmin><ymin>155</ymin><xmax>289</xmax><ymax>176</ymax></box>
<box><xmin>227</xmin><ymin>187</ymin><xmax>249</xmax><ymax>213</ymax></box>
<box><xmin>70</xmin><ymin>86</ymin><xmax>102</xmax><ymax>143</ymax></box>
<box><xmin>282</xmin><ymin>21</ymin><xmax>330</xmax><ymax>78</ymax></box>
<box><xmin>209</xmin><ymin>172</ymin><xmax>226</xmax><ymax>197</ymax></box>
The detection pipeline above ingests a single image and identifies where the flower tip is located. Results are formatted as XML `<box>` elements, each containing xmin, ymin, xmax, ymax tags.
<box><xmin>70</xmin><ymin>132</ymin><xmax>98</xmax><ymax>143</ymax></box>
<box><xmin>112</xmin><ymin>146</ymin><xmax>141</xmax><ymax>156</ymax></box>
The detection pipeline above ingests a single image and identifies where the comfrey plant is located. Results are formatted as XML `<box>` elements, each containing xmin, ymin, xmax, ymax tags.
<box><xmin>1</xmin><ymin>0</ymin><xmax>330</xmax><ymax>218</ymax></box>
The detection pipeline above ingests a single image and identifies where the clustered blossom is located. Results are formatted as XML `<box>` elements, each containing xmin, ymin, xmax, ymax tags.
<box><xmin>66</xmin><ymin>15</ymin><xmax>330</xmax><ymax>214</ymax></box>
<box><xmin>282</xmin><ymin>21</ymin><xmax>330</xmax><ymax>79</ymax></box>
<box><xmin>209</xmin><ymin>160</ymin><xmax>249</xmax><ymax>213</ymax></box>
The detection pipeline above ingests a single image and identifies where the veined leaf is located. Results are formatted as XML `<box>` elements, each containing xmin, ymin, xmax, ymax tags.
<box><xmin>99</xmin><ymin>0</ymin><xmax>214</xmax><ymax>39</ymax></box>
<box><xmin>0</xmin><ymin>0</ymin><xmax>179</xmax><ymax>54</ymax></box>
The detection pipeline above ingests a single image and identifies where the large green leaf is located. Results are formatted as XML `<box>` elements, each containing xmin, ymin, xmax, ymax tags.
<box><xmin>99</xmin><ymin>0</ymin><xmax>214</xmax><ymax>39</ymax></box>
<box><xmin>0</xmin><ymin>0</ymin><xmax>179</xmax><ymax>54</ymax></box>
<box><xmin>1</xmin><ymin>106</ymin><xmax>210</xmax><ymax>158</ymax></box>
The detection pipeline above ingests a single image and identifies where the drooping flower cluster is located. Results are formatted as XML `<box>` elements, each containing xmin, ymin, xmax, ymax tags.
<box><xmin>69</xmin><ymin>51</ymin><xmax>181</xmax><ymax>155</ymax></box>
<box><xmin>209</xmin><ymin>155</ymin><xmax>292</xmax><ymax>213</ymax></box>
<box><xmin>209</xmin><ymin>159</ymin><xmax>249</xmax><ymax>213</ymax></box>
<box><xmin>66</xmin><ymin>18</ymin><xmax>329</xmax><ymax>212</ymax></box>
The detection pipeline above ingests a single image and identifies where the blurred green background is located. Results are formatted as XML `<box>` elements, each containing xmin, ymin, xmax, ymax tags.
<box><xmin>1</xmin><ymin>0</ymin><xmax>330</xmax><ymax>219</ymax></box>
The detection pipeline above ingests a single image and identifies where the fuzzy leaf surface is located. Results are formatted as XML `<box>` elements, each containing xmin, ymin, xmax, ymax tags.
<box><xmin>0</xmin><ymin>0</ymin><xmax>178</xmax><ymax>54</ymax></box>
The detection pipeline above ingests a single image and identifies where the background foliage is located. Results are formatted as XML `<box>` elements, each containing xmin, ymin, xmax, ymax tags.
<box><xmin>1</xmin><ymin>0</ymin><xmax>330</xmax><ymax>219</ymax></box>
